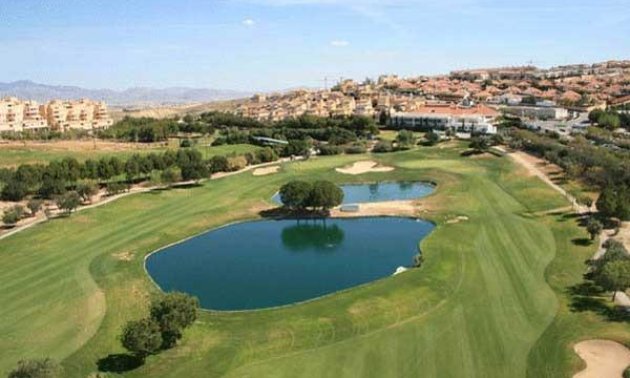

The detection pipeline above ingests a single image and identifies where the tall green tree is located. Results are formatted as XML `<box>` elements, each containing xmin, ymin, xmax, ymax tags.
<box><xmin>594</xmin><ymin>260</ymin><xmax>630</xmax><ymax>301</ymax></box>
<box><xmin>279</xmin><ymin>181</ymin><xmax>313</xmax><ymax>210</ymax></box>
<box><xmin>586</xmin><ymin>218</ymin><xmax>603</xmax><ymax>241</ymax></box>
<box><xmin>149</xmin><ymin>292</ymin><xmax>199</xmax><ymax>348</ymax></box>
<box><xmin>309</xmin><ymin>181</ymin><xmax>344</xmax><ymax>210</ymax></box>
<box><xmin>120</xmin><ymin>318</ymin><xmax>163</xmax><ymax>360</ymax></box>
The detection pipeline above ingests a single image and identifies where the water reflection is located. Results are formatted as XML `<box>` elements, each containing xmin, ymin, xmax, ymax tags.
<box><xmin>281</xmin><ymin>221</ymin><xmax>345</xmax><ymax>252</ymax></box>
<box><xmin>272</xmin><ymin>181</ymin><xmax>434</xmax><ymax>205</ymax></box>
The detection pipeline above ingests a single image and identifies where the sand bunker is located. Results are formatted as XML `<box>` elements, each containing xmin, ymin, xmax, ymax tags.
<box><xmin>253</xmin><ymin>166</ymin><xmax>280</xmax><ymax>176</ymax></box>
<box><xmin>335</xmin><ymin>161</ymin><xmax>394</xmax><ymax>175</ymax></box>
<box><xmin>573</xmin><ymin>339</ymin><xmax>630</xmax><ymax>378</ymax></box>
<box><xmin>112</xmin><ymin>251</ymin><xmax>134</xmax><ymax>261</ymax></box>
<box><xmin>446</xmin><ymin>215</ymin><xmax>469</xmax><ymax>224</ymax></box>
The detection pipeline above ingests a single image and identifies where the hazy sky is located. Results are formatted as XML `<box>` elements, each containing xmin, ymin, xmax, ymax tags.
<box><xmin>0</xmin><ymin>0</ymin><xmax>628</xmax><ymax>91</ymax></box>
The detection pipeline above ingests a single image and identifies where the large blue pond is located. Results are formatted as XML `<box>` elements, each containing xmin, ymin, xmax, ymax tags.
<box><xmin>146</xmin><ymin>217</ymin><xmax>434</xmax><ymax>311</ymax></box>
<box><xmin>272</xmin><ymin>181</ymin><xmax>435</xmax><ymax>205</ymax></box>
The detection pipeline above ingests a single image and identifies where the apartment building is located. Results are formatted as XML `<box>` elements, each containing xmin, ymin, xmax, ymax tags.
<box><xmin>1</xmin><ymin>97</ymin><xmax>113</xmax><ymax>133</ymax></box>
<box><xmin>390</xmin><ymin>104</ymin><xmax>498</xmax><ymax>134</ymax></box>
<box><xmin>0</xmin><ymin>97</ymin><xmax>47</xmax><ymax>132</ymax></box>
<box><xmin>46</xmin><ymin>99</ymin><xmax>113</xmax><ymax>131</ymax></box>
<box><xmin>502</xmin><ymin>105</ymin><xmax>569</xmax><ymax>121</ymax></box>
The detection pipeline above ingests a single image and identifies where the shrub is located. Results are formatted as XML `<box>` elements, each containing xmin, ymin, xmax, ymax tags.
<box><xmin>318</xmin><ymin>145</ymin><xmax>342</xmax><ymax>155</ymax></box>
<box><xmin>76</xmin><ymin>182</ymin><xmax>99</xmax><ymax>202</ymax></box>
<box><xmin>210</xmin><ymin>155</ymin><xmax>229</xmax><ymax>173</ymax></box>
<box><xmin>424</xmin><ymin>131</ymin><xmax>441</xmax><ymax>146</ymax></box>
<box><xmin>373</xmin><ymin>141</ymin><xmax>393</xmax><ymax>153</ymax></box>
<box><xmin>1</xmin><ymin>179</ymin><xmax>28</xmax><ymax>201</ymax></box>
<box><xmin>256</xmin><ymin>147</ymin><xmax>278</xmax><ymax>163</ymax></box>
<box><xmin>27</xmin><ymin>199</ymin><xmax>43</xmax><ymax>216</ymax></box>
<box><xmin>106</xmin><ymin>182</ymin><xmax>128</xmax><ymax>196</ymax></box>
<box><xmin>345</xmin><ymin>144</ymin><xmax>367</xmax><ymax>154</ymax></box>
<box><xmin>8</xmin><ymin>358</ymin><xmax>61</xmax><ymax>378</ymax></box>
<box><xmin>2</xmin><ymin>209</ymin><xmax>21</xmax><ymax>226</ymax></box>
<box><xmin>180</xmin><ymin>162</ymin><xmax>208</xmax><ymax>182</ymax></box>
<box><xmin>55</xmin><ymin>191</ymin><xmax>81</xmax><ymax>214</ymax></box>
<box><xmin>227</xmin><ymin>155</ymin><xmax>248</xmax><ymax>172</ymax></box>
<box><xmin>179</xmin><ymin>139</ymin><xmax>192</xmax><ymax>148</ymax></box>
<box><xmin>160</xmin><ymin>168</ymin><xmax>181</xmax><ymax>187</ymax></box>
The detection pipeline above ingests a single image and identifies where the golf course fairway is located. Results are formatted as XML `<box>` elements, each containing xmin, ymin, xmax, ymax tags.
<box><xmin>1</xmin><ymin>142</ymin><xmax>628</xmax><ymax>377</ymax></box>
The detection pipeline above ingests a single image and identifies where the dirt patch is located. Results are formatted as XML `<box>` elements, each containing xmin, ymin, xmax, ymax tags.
<box><xmin>446</xmin><ymin>215</ymin><xmax>469</xmax><ymax>224</ymax></box>
<box><xmin>0</xmin><ymin>139</ymin><xmax>163</xmax><ymax>152</ymax></box>
<box><xmin>573</xmin><ymin>339</ymin><xmax>630</xmax><ymax>378</ymax></box>
<box><xmin>331</xmin><ymin>200</ymin><xmax>431</xmax><ymax>218</ymax></box>
<box><xmin>112</xmin><ymin>251</ymin><xmax>134</xmax><ymax>261</ymax></box>
<box><xmin>335</xmin><ymin>161</ymin><xmax>394</xmax><ymax>175</ymax></box>
<box><xmin>253</xmin><ymin>166</ymin><xmax>280</xmax><ymax>176</ymax></box>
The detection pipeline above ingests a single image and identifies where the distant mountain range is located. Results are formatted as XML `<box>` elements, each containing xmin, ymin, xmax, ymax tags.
<box><xmin>0</xmin><ymin>80</ymin><xmax>252</xmax><ymax>107</ymax></box>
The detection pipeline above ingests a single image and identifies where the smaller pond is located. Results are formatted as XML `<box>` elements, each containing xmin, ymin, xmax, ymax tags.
<box><xmin>146</xmin><ymin>217</ymin><xmax>434</xmax><ymax>311</ymax></box>
<box><xmin>272</xmin><ymin>181</ymin><xmax>434</xmax><ymax>205</ymax></box>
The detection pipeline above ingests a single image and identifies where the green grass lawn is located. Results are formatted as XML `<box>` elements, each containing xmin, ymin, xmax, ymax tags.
<box><xmin>0</xmin><ymin>143</ymin><xmax>260</xmax><ymax>167</ymax></box>
<box><xmin>0</xmin><ymin>144</ymin><xmax>627</xmax><ymax>377</ymax></box>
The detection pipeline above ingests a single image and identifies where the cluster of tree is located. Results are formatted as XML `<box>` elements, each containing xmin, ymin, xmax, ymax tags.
<box><xmin>209</xmin><ymin>114</ymin><xmax>378</xmax><ymax>149</ymax></box>
<box><xmin>279</xmin><ymin>180</ymin><xmax>344</xmax><ymax>211</ymax></box>
<box><xmin>7</xmin><ymin>358</ymin><xmax>62</xmax><ymax>378</ymax></box>
<box><xmin>588</xmin><ymin>239</ymin><xmax>630</xmax><ymax>301</ymax></box>
<box><xmin>120</xmin><ymin>293</ymin><xmax>199</xmax><ymax>363</ymax></box>
<box><xmin>0</xmin><ymin>149</ymin><xmax>211</xmax><ymax>204</ymax></box>
<box><xmin>588</xmin><ymin>109</ymin><xmax>630</xmax><ymax>131</ymax></box>
<box><xmin>99</xmin><ymin>117</ymin><xmax>180</xmax><ymax>142</ymax></box>
<box><xmin>508</xmin><ymin>129</ymin><xmax>630</xmax><ymax>220</ymax></box>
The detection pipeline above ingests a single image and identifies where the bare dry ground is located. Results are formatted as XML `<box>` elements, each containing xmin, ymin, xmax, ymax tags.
<box><xmin>252</xmin><ymin>166</ymin><xmax>280</xmax><ymax>176</ymax></box>
<box><xmin>109</xmin><ymin>99</ymin><xmax>246</xmax><ymax>121</ymax></box>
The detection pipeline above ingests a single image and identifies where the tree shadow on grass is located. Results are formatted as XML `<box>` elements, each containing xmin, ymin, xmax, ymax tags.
<box><xmin>572</xmin><ymin>237</ymin><xmax>594</xmax><ymax>247</ymax></box>
<box><xmin>567</xmin><ymin>283</ymin><xmax>630</xmax><ymax>323</ymax></box>
<box><xmin>97</xmin><ymin>354</ymin><xmax>143</xmax><ymax>373</ymax></box>
<box><xmin>459</xmin><ymin>149</ymin><xmax>485</xmax><ymax>157</ymax></box>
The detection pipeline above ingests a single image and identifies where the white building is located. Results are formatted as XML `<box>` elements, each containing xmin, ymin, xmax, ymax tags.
<box><xmin>502</xmin><ymin>106</ymin><xmax>569</xmax><ymax>121</ymax></box>
<box><xmin>390</xmin><ymin>104</ymin><xmax>499</xmax><ymax>134</ymax></box>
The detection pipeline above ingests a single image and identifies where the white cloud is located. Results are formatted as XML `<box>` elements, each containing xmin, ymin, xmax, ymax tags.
<box><xmin>242</xmin><ymin>18</ymin><xmax>256</xmax><ymax>27</ymax></box>
<box><xmin>330</xmin><ymin>40</ymin><xmax>350</xmax><ymax>47</ymax></box>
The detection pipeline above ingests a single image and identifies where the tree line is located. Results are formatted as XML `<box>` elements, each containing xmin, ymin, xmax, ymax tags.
<box><xmin>97</xmin><ymin>113</ymin><xmax>379</xmax><ymax>144</ymax></box>
<box><xmin>586</xmin><ymin>239</ymin><xmax>630</xmax><ymax>302</ymax></box>
<box><xmin>508</xmin><ymin>129</ymin><xmax>630</xmax><ymax>220</ymax></box>
<box><xmin>1</xmin><ymin>146</ymin><xmax>281</xmax><ymax>226</ymax></box>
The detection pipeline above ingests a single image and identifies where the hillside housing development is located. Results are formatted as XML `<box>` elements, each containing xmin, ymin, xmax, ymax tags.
<box><xmin>232</xmin><ymin>60</ymin><xmax>630</xmax><ymax>135</ymax></box>
<box><xmin>0</xmin><ymin>97</ymin><xmax>113</xmax><ymax>133</ymax></box>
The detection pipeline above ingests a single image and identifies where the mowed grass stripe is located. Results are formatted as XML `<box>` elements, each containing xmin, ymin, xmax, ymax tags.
<box><xmin>2</xmin><ymin>149</ymin><xmax>625</xmax><ymax>378</ymax></box>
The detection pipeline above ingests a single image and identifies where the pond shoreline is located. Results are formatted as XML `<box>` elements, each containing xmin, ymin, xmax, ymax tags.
<box><xmin>144</xmin><ymin>213</ymin><xmax>436</xmax><ymax>313</ymax></box>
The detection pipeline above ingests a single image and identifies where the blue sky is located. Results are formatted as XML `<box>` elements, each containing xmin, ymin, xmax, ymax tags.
<box><xmin>0</xmin><ymin>0</ymin><xmax>628</xmax><ymax>91</ymax></box>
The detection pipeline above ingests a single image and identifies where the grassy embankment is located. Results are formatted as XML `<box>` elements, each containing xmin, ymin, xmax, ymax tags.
<box><xmin>0</xmin><ymin>142</ymin><xmax>627</xmax><ymax>377</ymax></box>
<box><xmin>0</xmin><ymin>141</ymin><xmax>260</xmax><ymax>167</ymax></box>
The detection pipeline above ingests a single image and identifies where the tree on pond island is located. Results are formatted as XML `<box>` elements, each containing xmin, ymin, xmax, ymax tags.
<box><xmin>279</xmin><ymin>180</ymin><xmax>312</xmax><ymax>210</ymax></box>
<box><xmin>309</xmin><ymin>180</ymin><xmax>344</xmax><ymax>210</ymax></box>
<box><xmin>279</xmin><ymin>180</ymin><xmax>343</xmax><ymax>211</ymax></box>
